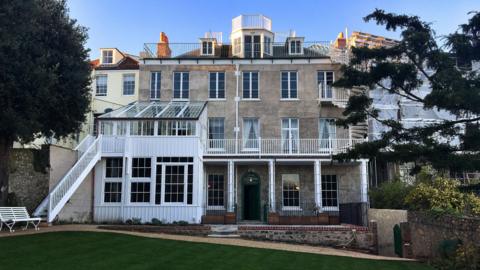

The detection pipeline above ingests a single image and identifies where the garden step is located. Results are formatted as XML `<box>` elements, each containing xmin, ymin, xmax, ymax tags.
<box><xmin>208</xmin><ymin>225</ymin><xmax>239</xmax><ymax>238</ymax></box>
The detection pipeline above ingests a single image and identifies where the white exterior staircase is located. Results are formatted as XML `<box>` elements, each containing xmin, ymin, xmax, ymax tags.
<box><xmin>33</xmin><ymin>135</ymin><xmax>102</xmax><ymax>222</ymax></box>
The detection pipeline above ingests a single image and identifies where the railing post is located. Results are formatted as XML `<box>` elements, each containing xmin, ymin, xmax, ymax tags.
<box><xmin>268</xmin><ymin>159</ymin><xmax>275</xmax><ymax>212</ymax></box>
<box><xmin>227</xmin><ymin>160</ymin><xmax>235</xmax><ymax>212</ymax></box>
<box><xmin>258</xmin><ymin>137</ymin><xmax>262</xmax><ymax>157</ymax></box>
<box><xmin>47</xmin><ymin>195</ymin><xmax>52</xmax><ymax>222</ymax></box>
<box><xmin>314</xmin><ymin>160</ymin><xmax>322</xmax><ymax>211</ymax></box>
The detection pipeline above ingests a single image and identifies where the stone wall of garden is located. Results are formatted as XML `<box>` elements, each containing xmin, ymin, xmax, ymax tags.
<box><xmin>405</xmin><ymin>211</ymin><xmax>480</xmax><ymax>259</ymax></box>
<box><xmin>238</xmin><ymin>223</ymin><xmax>378</xmax><ymax>253</ymax></box>
<box><xmin>8</xmin><ymin>148</ymin><xmax>50</xmax><ymax>212</ymax></box>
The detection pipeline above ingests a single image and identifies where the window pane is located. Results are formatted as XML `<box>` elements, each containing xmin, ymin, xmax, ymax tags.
<box><xmin>150</xmin><ymin>72</ymin><xmax>161</xmax><ymax>99</ymax></box>
<box><xmin>173</xmin><ymin>72</ymin><xmax>181</xmax><ymax>98</ymax></box>
<box><xmin>96</xmin><ymin>75</ymin><xmax>108</xmax><ymax>96</ymax></box>
<box><xmin>251</xmin><ymin>72</ymin><xmax>258</xmax><ymax>98</ymax></box>
<box><xmin>321</xmin><ymin>175</ymin><xmax>338</xmax><ymax>207</ymax></box>
<box><xmin>123</xmin><ymin>74</ymin><xmax>135</xmax><ymax>95</ymax></box>
<box><xmin>130</xmin><ymin>182</ymin><xmax>151</xmax><ymax>203</ymax></box>
<box><xmin>282</xmin><ymin>174</ymin><xmax>300</xmax><ymax>207</ymax></box>
<box><xmin>104</xmin><ymin>182</ymin><xmax>122</xmax><ymax>203</ymax></box>
<box><xmin>164</xmin><ymin>165</ymin><xmax>185</xmax><ymax>203</ymax></box>
<box><xmin>106</xmin><ymin>157</ymin><xmax>123</xmax><ymax>178</ymax></box>
<box><xmin>132</xmin><ymin>158</ymin><xmax>151</xmax><ymax>178</ymax></box>
<box><xmin>242</xmin><ymin>72</ymin><xmax>250</xmax><ymax>98</ymax></box>
<box><xmin>208</xmin><ymin>174</ymin><xmax>224</xmax><ymax>206</ymax></box>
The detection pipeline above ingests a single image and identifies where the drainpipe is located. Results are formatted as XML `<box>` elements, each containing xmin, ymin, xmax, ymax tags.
<box><xmin>234</xmin><ymin>64</ymin><xmax>240</xmax><ymax>153</ymax></box>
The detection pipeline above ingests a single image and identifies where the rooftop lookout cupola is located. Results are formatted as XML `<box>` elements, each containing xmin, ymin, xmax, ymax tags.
<box><xmin>230</xmin><ymin>14</ymin><xmax>275</xmax><ymax>58</ymax></box>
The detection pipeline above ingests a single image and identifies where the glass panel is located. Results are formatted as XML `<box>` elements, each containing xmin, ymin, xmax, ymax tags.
<box><xmin>282</xmin><ymin>174</ymin><xmax>300</xmax><ymax>207</ymax></box>
<box><xmin>164</xmin><ymin>165</ymin><xmax>185</xmax><ymax>203</ymax></box>
<box><xmin>150</xmin><ymin>72</ymin><xmax>161</xmax><ymax>99</ymax></box>
<box><xmin>321</xmin><ymin>175</ymin><xmax>338</xmax><ymax>207</ymax></box>
<box><xmin>208</xmin><ymin>174</ymin><xmax>224</xmax><ymax>206</ymax></box>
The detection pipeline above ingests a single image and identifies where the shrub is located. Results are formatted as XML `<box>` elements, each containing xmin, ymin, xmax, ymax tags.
<box><xmin>433</xmin><ymin>240</ymin><xmax>480</xmax><ymax>270</ymax></box>
<box><xmin>369</xmin><ymin>180</ymin><xmax>412</xmax><ymax>209</ymax></box>
<box><xmin>405</xmin><ymin>177</ymin><xmax>480</xmax><ymax>216</ymax></box>
<box><xmin>125</xmin><ymin>218</ymin><xmax>142</xmax><ymax>225</ymax></box>
<box><xmin>151</xmin><ymin>218</ymin><xmax>163</xmax><ymax>225</ymax></box>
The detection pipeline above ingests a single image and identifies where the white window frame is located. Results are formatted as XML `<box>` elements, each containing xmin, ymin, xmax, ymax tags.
<box><xmin>208</xmin><ymin>118</ymin><xmax>225</xmax><ymax>150</ymax></box>
<box><xmin>95</xmin><ymin>75</ymin><xmax>108</xmax><ymax>96</ymax></box>
<box><xmin>318</xmin><ymin>71</ymin><xmax>335</xmax><ymax>100</ymax></box>
<box><xmin>281</xmin><ymin>118</ymin><xmax>299</xmax><ymax>154</ymax></box>
<box><xmin>321</xmin><ymin>174</ymin><xmax>339</xmax><ymax>211</ymax></box>
<box><xmin>233</xmin><ymin>37</ymin><xmax>241</xmax><ymax>55</ymax></box>
<box><xmin>156</xmin><ymin>159</ymin><xmax>194</xmax><ymax>205</ymax></box>
<box><xmin>280</xmin><ymin>71</ymin><xmax>298</xmax><ymax>100</ymax></box>
<box><xmin>282</xmin><ymin>174</ymin><xmax>301</xmax><ymax>210</ymax></box>
<box><xmin>289</xmin><ymin>40</ymin><xmax>303</xmax><ymax>55</ymax></box>
<box><xmin>173</xmin><ymin>72</ymin><xmax>189</xmax><ymax>100</ymax></box>
<box><xmin>208</xmin><ymin>72</ymin><xmax>226</xmax><ymax>100</ymax></box>
<box><xmin>150</xmin><ymin>71</ymin><xmax>161</xmax><ymax>100</ymax></box>
<box><xmin>242</xmin><ymin>71</ymin><xmax>260</xmax><ymax>100</ymax></box>
<box><xmin>130</xmin><ymin>120</ymin><xmax>155</xmax><ymax>136</ymax></box>
<box><xmin>102</xmin><ymin>50</ymin><xmax>113</xmax><ymax>64</ymax></box>
<box><xmin>201</xmin><ymin>41</ymin><xmax>214</xmax><ymax>56</ymax></box>
<box><xmin>158</xmin><ymin>120</ymin><xmax>196</xmax><ymax>136</ymax></box>
<box><xmin>242</xmin><ymin>118</ymin><xmax>260</xmax><ymax>151</ymax></box>
<box><xmin>319</xmin><ymin>118</ymin><xmax>337</xmax><ymax>151</ymax></box>
<box><xmin>264</xmin><ymin>36</ymin><xmax>272</xmax><ymax>55</ymax></box>
<box><xmin>207</xmin><ymin>174</ymin><xmax>225</xmax><ymax>209</ymax></box>
<box><xmin>129</xmin><ymin>157</ymin><xmax>153</xmax><ymax>205</ymax></box>
<box><xmin>102</xmin><ymin>157</ymin><xmax>123</xmax><ymax>205</ymax></box>
<box><xmin>122</xmin><ymin>74</ymin><xmax>135</xmax><ymax>96</ymax></box>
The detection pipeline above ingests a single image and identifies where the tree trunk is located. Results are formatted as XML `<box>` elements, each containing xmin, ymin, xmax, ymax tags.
<box><xmin>0</xmin><ymin>137</ymin><xmax>13</xmax><ymax>206</ymax></box>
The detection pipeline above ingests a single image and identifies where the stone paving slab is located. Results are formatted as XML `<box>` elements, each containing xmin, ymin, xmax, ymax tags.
<box><xmin>0</xmin><ymin>224</ymin><xmax>414</xmax><ymax>261</ymax></box>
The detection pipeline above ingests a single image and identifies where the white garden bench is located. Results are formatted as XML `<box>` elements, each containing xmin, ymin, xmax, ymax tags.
<box><xmin>0</xmin><ymin>207</ymin><xmax>41</xmax><ymax>233</ymax></box>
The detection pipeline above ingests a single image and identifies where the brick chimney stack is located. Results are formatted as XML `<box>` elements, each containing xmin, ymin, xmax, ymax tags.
<box><xmin>157</xmin><ymin>32</ymin><xmax>171</xmax><ymax>58</ymax></box>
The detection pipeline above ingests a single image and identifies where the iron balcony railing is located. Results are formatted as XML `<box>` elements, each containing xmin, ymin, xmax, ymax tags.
<box><xmin>204</xmin><ymin>138</ymin><xmax>364</xmax><ymax>156</ymax></box>
<box><xmin>143</xmin><ymin>41</ymin><xmax>348</xmax><ymax>62</ymax></box>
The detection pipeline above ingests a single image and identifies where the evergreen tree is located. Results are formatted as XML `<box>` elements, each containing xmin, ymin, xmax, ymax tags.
<box><xmin>334</xmin><ymin>10</ymin><xmax>480</xmax><ymax>174</ymax></box>
<box><xmin>0</xmin><ymin>0</ymin><xmax>91</xmax><ymax>205</ymax></box>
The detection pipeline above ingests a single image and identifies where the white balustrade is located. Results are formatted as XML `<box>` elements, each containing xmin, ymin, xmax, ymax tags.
<box><xmin>205</xmin><ymin>138</ymin><xmax>364</xmax><ymax>156</ymax></box>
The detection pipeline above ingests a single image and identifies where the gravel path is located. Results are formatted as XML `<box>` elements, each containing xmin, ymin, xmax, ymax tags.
<box><xmin>0</xmin><ymin>224</ymin><xmax>412</xmax><ymax>261</ymax></box>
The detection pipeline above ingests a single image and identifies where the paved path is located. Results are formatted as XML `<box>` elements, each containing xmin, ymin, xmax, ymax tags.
<box><xmin>0</xmin><ymin>224</ymin><xmax>412</xmax><ymax>261</ymax></box>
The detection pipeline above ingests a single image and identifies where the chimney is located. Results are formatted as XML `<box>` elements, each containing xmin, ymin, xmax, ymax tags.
<box><xmin>334</xmin><ymin>31</ymin><xmax>347</xmax><ymax>49</ymax></box>
<box><xmin>156</xmin><ymin>32</ymin><xmax>171</xmax><ymax>58</ymax></box>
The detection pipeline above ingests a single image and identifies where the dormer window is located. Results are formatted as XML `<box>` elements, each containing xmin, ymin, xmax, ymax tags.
<box><xmin>102</xmin><ymin>50</ymin><xmax>113</xmax><ymax>64</ymax></box>
<box><xmin>202</xmin><ymin>41</ymin><xmax>214</xmax><ymax>56</ymax></box>
<box><xmin>288</xmin><ymin>38</ymin><xmax>303</xmax><ymax>55</ymax></box>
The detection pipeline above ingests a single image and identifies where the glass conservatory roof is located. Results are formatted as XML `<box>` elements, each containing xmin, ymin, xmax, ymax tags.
<box><xmin>99</xmin><ymin>101</ymin><xmax>207</xmax><ymax>120</ymax></box>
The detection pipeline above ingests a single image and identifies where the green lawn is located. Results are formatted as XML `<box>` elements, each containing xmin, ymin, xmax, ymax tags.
<box><xmin>0</xmin><ymin>232</ymin><xmax>432</xmax><ymax>270</ymax></box>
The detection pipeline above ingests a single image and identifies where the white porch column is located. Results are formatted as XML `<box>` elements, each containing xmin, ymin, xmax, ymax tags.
<box><xmin>227</xmin><ymin>160</ymin><xmax>235</xmax><ymax>212</ymax></box>
<box><xmin>268</xmin><ymin>159</ymin><xmax>275</xmax><ymax>212</ymax></box>
<box><xmin>314</xmin><ymin>160</ymin><xmax>322</xmax><ymax>208</ymax></box>
<box><xmin>360</xmin><ymin>159</ymin><xmax>368</xmax><ymax>203</ymax></box>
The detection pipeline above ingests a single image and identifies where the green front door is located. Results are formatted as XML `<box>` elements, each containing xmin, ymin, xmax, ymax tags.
<box><xmin>243</xmin><ymin>172</ymin><xmax>260</xmax><ymax>220</ymax></box>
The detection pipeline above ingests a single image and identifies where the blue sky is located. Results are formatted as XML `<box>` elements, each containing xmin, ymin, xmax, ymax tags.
<box><xmin>67</xmin><ymin>0</ymin><xmax>479</xmax><ymax>59</ymax></box>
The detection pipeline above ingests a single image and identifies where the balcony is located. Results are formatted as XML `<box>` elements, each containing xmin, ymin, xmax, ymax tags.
<box><xmin>318</xmin><ymin>85</ymin><xmax>350</xmax><ymax>107</ymax></box>
<box><xmin>204</xmin><ymin>138</ymin><xmax>364</xmax><ymax>156</ymax></box>
<box><xmin>142</xmin><ymin>41</ymin><xmax>345</xmax><ymax>60</ymax></box>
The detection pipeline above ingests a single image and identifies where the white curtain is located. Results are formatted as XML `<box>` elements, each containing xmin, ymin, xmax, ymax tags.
<box><xmin>282</xmin><ymin>119</ymin><xmax>299</xmax><ymax>152</ymax></box>
<box><xmin>320</xmin><ymin>119</ymin><xmax>335</xmax><ymax>148</ymax></box>
<box><xmin>243</xmin><ymin>119</ymin><xmax>259</xmax><ymax>149</ymax></box>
